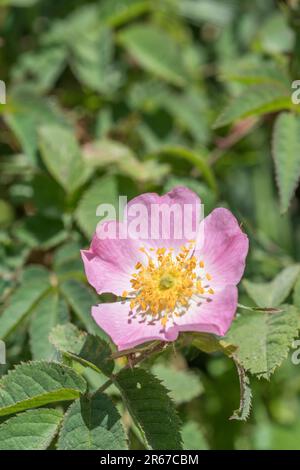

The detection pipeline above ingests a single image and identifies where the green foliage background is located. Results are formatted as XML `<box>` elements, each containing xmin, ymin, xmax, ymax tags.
<box><xmin>1</xmin><ymin>0</ymin><xmax>300</xmax><ymax>450</ymax></box>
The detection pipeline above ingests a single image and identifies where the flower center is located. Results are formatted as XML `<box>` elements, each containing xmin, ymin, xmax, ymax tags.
<box><xmin>159</xmin><ymin>274</ymin><xmax>175</xmax><ymax>290</ymax></box>
<box><xmin>122</xmin><ymin>243</ymin><xmax>214</xmax><ymax>327</ymax></box>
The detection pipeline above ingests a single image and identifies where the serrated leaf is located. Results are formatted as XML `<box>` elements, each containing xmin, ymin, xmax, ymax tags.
<box><xmin>75</xmin><ymin>175</ymin><xmax>118</xmax><ymax>238</ymax></box>
<box><xmin>151</xmin><ymin>364</ymin><xmax>203</xmax><ymax>404</ymax></box>
<box><xmin>49</xmin><ymin>323</ymin><xmax>87</xmax><ymax>355</ymax></box>
<box><xmin>39</xmin><ymin>124</ymin><xmax>90</xmax><ymax>194</ymax></box>
<box><xmin>0</xmin><ymin>362</ymin><xmax>86</xmax><ymax>417</ymax></box>
<box><xmin>50</xmin><ymin>324</ymin><xmax>114</xmax><ymax>377</ymax></box>
<box><xmin>272</xmin><ymin>112</ymin><xmax>300</xmax><ymax>213</ymax></box>
<box><xmin>243</xmin><ymin>264</ymin><xmax>300</xmax><ymax>308</ymax></box>
<box><xmin>226</xmin><ymin>305</ymin><xmax>300</xmax><ymax>378</ymax></box>
<box><xmin>29</xmin><ymin>290</ymin><xmax>69</xmax><ymax>360</ymax></box>
<box><xmin>57</xmin><ymin>392</ymin><xmax>127</xmax><ymax>450</ymax></box>
<box><xmin>0</xmin><ymin>408</ymin><xmax>63</xmax><ymax>450</ymax></box>
<box><xmin>59</xmin><ymin>280</ymin><xmax>106</xmax><ymax>338</ymax></box>
<box><xmin>119</xmin><ymin>24</ymin><xmax>188</xmax><ymax>86</ymax></box>
<box><xmin>116</xmin><ymin>368</ymin><xmax>182</xmax><ymax>450</ymax></box>
<box><xmin>0</xmin><ymin>266</ymin><xmax>51</xmax><ymax>340</ymax></box>
<box><xmin>230</xmin><ymin>359</ymin><xmax>252</xmax><ymax>421</ymax></box>
<box><xmin>213</xmin><ymin>84</ymin><xmax>290</xmax><ymax>129</ymax></box>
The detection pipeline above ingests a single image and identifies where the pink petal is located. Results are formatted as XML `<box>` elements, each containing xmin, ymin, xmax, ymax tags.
<box><xmin>125</xmin><ymin>186</ymin><xmax>201</xmax><ymax>250</ymax></box>
<box><xmin>195</xmin><ymin>208</ymin><xmax>248</xmax><ymax>287</ymax></box>
<box><xmin>166</xmin><ymin>285</ymin><xmax>238</xmax><ymax>337</ymax></box>
<box><xmin>81</xmin><ymin>221</ymin><xmax>147</xmax><ymax>296</ymax></box>
<box><xmin>92</xmin><ymin>302</ymin><xmax>177</xmax><ymax>351</ymax></box>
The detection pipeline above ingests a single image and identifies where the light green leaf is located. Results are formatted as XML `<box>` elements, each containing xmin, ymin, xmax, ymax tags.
<box><xmin>213</xmin><ymin>84</ymin><xmax>291</xmax><ymax>129</ymax></box>
<box><xmin>4</xmin><ymin>87</ymin><xmax>67</xmax><ymax>164</ymax></box>
<box><xmin>151</xmin><ymin>364</ymin><xmax>203</xmax><ymax>404</ymax></box>
<box><xmin>293</xmin><ymin>275</ymin><xmax>300</xmax><ymax>308</ymax></box>
<box><xmin>150</xmin><ymin>146</ymin><xmax>217</xmax><ymax>192</ymax></box>
<box><xmin>99</xmin><ymin>0</ymin><xmax>151</xmax><ymax>27</ymax></box>
<box><xmin>75</xmin><ymin>175</ymin><xmax>118</xmax><ymax>238</ymax></box>
<box><xmin>226</xmin><ymin>305</ymin><xmax>300</xmax><ymax>378</ymax></box>
<box><xmin>50</xmin><ymin>324</ymin><xmax>114</xmax><ymax>377</ymax></box>
<box><xmin>49</xmin><ymin>323</ymin><xmax>87</xmax><ymax>355</ymax></box>
<box><xmin>0</xmin><ymin>266</ymin><xmax>51</xmax><ymax>340</ymax></box>
<box><xmin>12</xmin><ymin>47</ymin><xmax>66</xmax><ymax>93</ymax></box>
<box><xmin>243</xmin><ymin>264</ymin><xmax>300</xmax><ymax>308</ymax></box>
<box><xmin>0</xmin><ymin>408</ymin><xmax>63</xmax><ymax>450</ymax></box>
<box><xmin>0</xmin><ymin>362</ymin><xmax>86</xmax><ymax>417</ymax></box>
<box><xmin>272</xmin><ymin>112</ymin><xmax>300</xmax><ymax>213</ymax></box>
<box><xmin>59</xmin><ymin>280</ymin><xmax>105</xmax><ymax>337</ymax></box>
<box><xmin>182</xmin><ymin>421</ymin><xmax>209</xmax><ymax>450</ymax></box>
<box><xmin>178</xmin><ymin>0</ymin><xmax>233</xmax><ymax>26</ymax></box>
<box><xmin>119</xmin><ymin>24</ymin><xmax>188</xmax><ymax>86</ymax></box>
<box><xmin>29</xmin><ymin>290</ymin><xmax>69</xmax><ymax>360</ymax></box>
<box><xmin>83</xmin><ymin>139</ymin><xmax>169</xmax><ymax>184</ymax></box>
<box><xmin>70</xmin><ymin>28</ymin><xmax>121</xmax><ymax>94</ymax></box>
<box><xmin>116</xmin><ymin>368</ymin><xmax>182</xmax><ymax>450</ymax></box>
<box><xmin>39</xmin><ymin>124</ymin><xmax>89</xmax><ymax>194</ymax></box>
<box><xmin>57</xmin><ymin>392</ymin><xmax>127</xmax><ymax>450</ymax></box>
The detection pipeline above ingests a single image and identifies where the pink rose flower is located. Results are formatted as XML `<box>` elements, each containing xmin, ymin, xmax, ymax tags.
<box><xmin>81</xmin><ymin>187</ymin><xmax>249</xmax><ymax>351</ymax></box>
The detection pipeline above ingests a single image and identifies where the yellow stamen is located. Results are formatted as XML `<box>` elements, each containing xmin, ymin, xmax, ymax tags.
<box><xmin>127</xmin><ymin>245</ymin><xmax>215</xmax><ymax>319</ymax></box>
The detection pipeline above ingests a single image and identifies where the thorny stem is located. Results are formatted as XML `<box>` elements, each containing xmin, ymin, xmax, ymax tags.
<box><xmin>94</xmin><ymin>341</ymin><xmax>168</xmax><ymax>396</ymax></box>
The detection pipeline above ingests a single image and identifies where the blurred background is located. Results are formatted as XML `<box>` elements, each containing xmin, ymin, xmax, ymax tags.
<box><xmin>1</xmin><ymin>0</ymin><xmax>300</xmax><ymax>450</ymax></box>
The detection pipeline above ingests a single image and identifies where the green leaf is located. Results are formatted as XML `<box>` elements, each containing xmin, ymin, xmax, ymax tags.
<box><xmin>272</xmin><ymin>112</ymin><xmax>300</xmax><ymax>213</ymax></box>
<box><xmin>59</xmin><ymin>280</ymin><xmax>105</xmax><ymax>337</ymax></box>
<box><xmin>75</xmin><ymin>175</ymin><xmax>118</xmax><ymax>238</ymax></box>
<box><xmin>29</xmin><ymin>290</ymin><xmax>69</xmax><ymax>360</ymax></box>
<box><xmin>119</xmin><ymin>24</ymin><xmax>188</xmax><ymax>86</ymax></box>
<box><xmin>49</xmin><ymin>323</ymin><xmax>87</xmax><ymax>355</ymax></box>
<box><xmin>83</xmin><ymin>139</ymin><xmax>169</xmax><ymax>184</ymax></box>
<box><xmin>99</xmin><ymin>0</ymin><xmax>151</xmax><ymax>27</ymax></box>
<box><xmin>0</xmin><ymin>362</ymin><xmax>86</xmax><ymax>417</ymax></box>
<box><xmin>70</xmin><ymin>28</ymin><xmax>121</xmax><ymax>94</ymax></box>
<box><xmin>230</xmin><ymin>359</ymin><xmax>252</xmax><ymax>421</ymax></box>
<box><xmin>116</xmin><ymin>368</ymin><xmax>182</xmax><ymax>450</ymax></box>
<box><xmin>226</xmin><ymin>305</ymin><xmax>300</xmax><ymax>378</ymax></box>
<box><xmin>293</xmin><ymin>275</ymin><xmax>300</xmax><ymax>308</ymax></box>
<box><xmin>4</xmin><ymin>87</ymin><xmax>67</xmax><ymax>164</ymax></box>
<box><xmin>38</xmin><ymin>124</ymin><xmax>89</xmax><ymax>194</ymax></box>
<box><xmin>16</xmin><ymin>215</ymin><xmax>67</xmax><ymax>249</ymax></box>
<box><xmin>213</xmin><ymin>84</ymin><xmax>291</xmax><ymax>129</ymax></box>
<box><xmin>50</xmin><ymin>324</ymin><xmax>114</xmax><ymax>377</ymax></box>
<box><xmin>57</xmin><ymin>392</ymin><xmax>127</xmax><ymax>450</ymax></box>
<box><xmin>12</xmin><ymin>47</ymin><xmax>66</xmax><ymax>93</ymax></box>
<box><xmin>191</xmin><ymin>332</ymin><xmax>237</xmax><ymax>355</ymax></box>
<box><xmin>0</xmin><ymin>408</ymin><xmax>63</xmax><ymax>450</ymax></box>
<box><xmin>182</xmin><ymin>421</ymin><xmax>209</xmax><ymax>450</ymax></box>
<box><xmin>243</xmin><ymin>264</ymin><xmax>300</xmax><ymax>308</ymax></box>
<box><xmin>151</xmin><ymin>364</ymin><xmax>203</xmax><ymax>404</ymax></box>
<box><xmin>150</xmin><ymin>146</ymin><xmax>217</xmax><ymax>192</ymax></box>
<box><xmin>0</xmin><ymin>266</ymin><xmax>51</xmax><ymax>340</ymax></box>
<box><xmin>252</xmin><ymin>159</ymin><xmax>293</xmax><ymax>253</ymax></box>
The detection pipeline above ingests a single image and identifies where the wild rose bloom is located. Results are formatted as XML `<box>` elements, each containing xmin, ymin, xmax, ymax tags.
<box><xmin>81</xmin><ymin>187</ymin><xmax>248</xmax><ymax>351</ymax></box>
